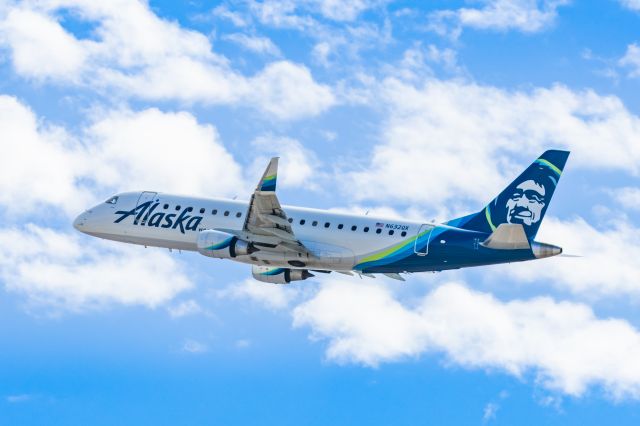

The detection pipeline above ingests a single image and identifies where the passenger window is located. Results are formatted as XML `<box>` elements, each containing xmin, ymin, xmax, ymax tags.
<box><xmin>312</xmin><ymin>221</ymin><xmax>318</xmax><ymax>226</ymax></box>
<box><xmin>338</xmin><ymin>224</ymin><xmax>344</xmax><ymax>230</ymax></box>
<box><xmin>376</xmin><ymin>228</ymin><xmax>382</xmax><ymax>234</ymax></box>
<box><xmin>175</xmin><ymin>205</ymin><xmax>181</xmax><ymax>211</ymax></box>
<box><xmin>389</xmin><ymin>230</ymin><xmax>395</xmax><ymax>235</ymax></box>
<box><xmin>163</xmin><ymin>204</ymin><xmax>169</xmax><ymax>209</ymax></box>
<box><xmin>363</xmin><ymin>227</ymin><xmax>369</xmax><ymax>232</ymax></box>
<box><xmin>212</xmin><ymin>209</ymin><xmax>217</xmax><ymax>215</ymax></box>
<box><xmin>224</xmin><ymin>211</ymin><xmax>230</xmax><ymax>216</ymax></box>
<box><xmin>351</xmin><ymin>225</ymin><xmax>357</xmax><ymax>231</ymax></box>
<box><xmin>401</xmin><ymin>231</ymin><xmax>407</xmax><ymax>237</ymax></box>
<box><xmin>236</xmin><ymin>212</ymin><xmax>242</xmax><ymax>218</ymax></box>
<box><xmin>300</xmin><ymin>219</ymin><xmax>306</xmax><ymax>225</ymax></box>
<box><xmin>324</xmin><ymin>222</ymin><xmax>330</xmax><ymax>228</ymax></box>
<box><xmin>199</xmin><ymin>208</ymin><xmax>205</xmax><ymax>214</ymax></box>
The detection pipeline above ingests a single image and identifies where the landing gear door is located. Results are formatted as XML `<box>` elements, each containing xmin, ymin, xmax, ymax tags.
<box><xmin>414</xmin><ymin>224</ymin><xmax>434</xmax><ymax>256</ymax></box>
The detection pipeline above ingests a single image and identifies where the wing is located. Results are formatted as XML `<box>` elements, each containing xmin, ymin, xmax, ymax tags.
<box><xmin>219</xmin><ymin>157</ymin><xmax>311</xmax><ymax>255</ymax></box>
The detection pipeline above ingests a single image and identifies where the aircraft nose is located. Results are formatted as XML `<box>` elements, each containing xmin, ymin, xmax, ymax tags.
<box><xmin>73</xmin><ymin>212</ymin><xmax>88</xmax><ymax>232</ymax></box>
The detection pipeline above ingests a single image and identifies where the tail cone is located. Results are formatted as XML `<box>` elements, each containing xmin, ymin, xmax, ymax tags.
<box><xmin>531</xmin><ymin>242</ymin><xmax>562</xmax><ymax>259</ymax></box>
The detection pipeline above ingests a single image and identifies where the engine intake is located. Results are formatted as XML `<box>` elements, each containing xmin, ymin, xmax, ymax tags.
<box><xmin>197</xmin><ymin>230</ymin><xmax>256</xmax><ymax>259</ymax></box>
<box><xmin>252</xmin><ymin>266</ymin><xmax>314</xmax><ymax>284</ymax></box>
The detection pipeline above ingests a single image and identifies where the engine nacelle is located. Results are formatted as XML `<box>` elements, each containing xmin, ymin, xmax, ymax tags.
<box><xmin>197</xmin><ymin>230</ymin><xmax>256</xmax><ymax>259</ymax></box>
<box><xmin>252</xmin><ymin>265</ymin><xmax>314</xmax><ymax>284</ymax></box>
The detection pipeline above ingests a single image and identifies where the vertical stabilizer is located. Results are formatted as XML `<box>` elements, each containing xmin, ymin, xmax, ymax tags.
<box><xmin>448</xmin><ymin>150</ymin><xmax>570</xmax><ymax>240</ymax></box>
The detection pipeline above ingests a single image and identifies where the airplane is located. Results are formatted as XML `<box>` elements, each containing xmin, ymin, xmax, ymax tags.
<box><xmin>73</xmin><ymin>150</ymin><xmax>569</xmax><ymax>284</ymax></box>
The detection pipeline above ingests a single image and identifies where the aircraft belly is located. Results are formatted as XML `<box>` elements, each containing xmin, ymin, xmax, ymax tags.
<box><xmin>234</xmin><ymin>242</ymin><xmax>356</xmax><ymax>270</ymax></box>
<box><xmin>85</xmin><ymin>231</ymin><xmax>197</xmax><ymax>251</ymax></box>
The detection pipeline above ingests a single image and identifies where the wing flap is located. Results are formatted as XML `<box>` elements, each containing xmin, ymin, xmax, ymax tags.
<box><xmin>238</xmin><ymin>157</ymin><xmax>314</xmax><ymax>258</ymax></box>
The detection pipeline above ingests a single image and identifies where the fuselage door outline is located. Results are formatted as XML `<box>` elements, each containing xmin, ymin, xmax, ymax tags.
<box><xmin>414</xmin><ymin>224</ymin><xmax>433</xmax><ymax>256</ymax></box>
<box><xmin>135</xmin><ymin>191</ymin><xmax>158</xmax><ymax>225</ymax></box>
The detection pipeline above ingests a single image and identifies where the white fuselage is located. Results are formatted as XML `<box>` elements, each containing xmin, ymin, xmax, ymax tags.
<box><xmin>74</xmin><ymin>191</ymin><xmax>426</xmax><ymax>270</ymax></box>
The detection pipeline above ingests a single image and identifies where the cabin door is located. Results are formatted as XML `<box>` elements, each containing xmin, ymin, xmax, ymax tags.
<box><xmin>414</xmin><ymin>224</ymin><xmax>434</xmax><ymax>256</ymax></box>
<box><xmin>135</xmin><ymin>191</ymin><xmax>158</xmax><ymax>225</ymax></box>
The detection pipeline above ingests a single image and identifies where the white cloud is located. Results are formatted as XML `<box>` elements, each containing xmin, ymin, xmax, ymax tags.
<box><xmin>344</xmin><ymin>78</ymin><xmax>640</xmax><ymax>207</ymax></box>
<box><xmin>620</xmin><ymin>0</ymin><xmax>640</xmax><ymax>11</ymax></box>
<box><xmin>429</xmin><ymin>0</ymin><xmax>570</xmax><ymax>37</ymax></box>
<box><xmin>0</xmin><ymin>0</ymin><xmax>334</xmax><ymax>120</ymax></box>
<box><xmin>394</xmin><ymin>44</ymin><xmax>463</xmax><ymax>81</ymax></box>
<box><xmin>312</xmin><ymin>0</ymin><xmax>380</xmax><ymax>22</ymax></box>
<box><xmin>245</xmin><ymin>0</ymin><xmax>392</xmax><ymax>62</ymax></box>
<box><xmin>609</xmin><ymin>186</ymin><xmax>640</xmax><ymax>211</ymax></box>
<box><xmin>217</xmin><ymin>278</ymin><xmax>297</xmax><ymax>311</ymax></box>
<box><xmin>497</xmin><ymin>217</ymin><xmax>640</xmax><ymax>299</ymax></box>
<box><xmin>0</xmin><ymin>96</ymin><xmax>246</xmax><ymax>217</ymax></box>
<box><xmin>248</xmin><ymin>0</ymin><xmax>316</xmax><ymax>30</ymax></box>
<box><xmin>0</xmin><ymin>225</ymin><xmax>192</xmax><ymax>311</ymax></box>
<box><xmin>235</xmin><ymin>339</ymin><xmax>251</xmax><ymax>349</ymax></box>
<box><xmin>0</xmin><ymin>7</ymin><xmax>88</xmax><ymax>81</ymax></box>
<box><xmin>223</xmin><ymin>33</ymin><xmax>281</xmax><ymax>56</ymax></box>
<box><xmin>0</xmin><ymin>95</ymin><xmax>90</xmax><ymax>216</ymax></box>
<box><xmin>168</xmin><ymin>300</ymin><xmax>205</xmax><ymax>318</ymax></box>
<box><xmin>6</xmin><ymin>394</ymin><xmax>32</xmax><ymax>403</ymax></box>
<box><xmin>619</xmin><ymin>43</ymin><xmax>640</xmax><ymax>78</ymax></box>
<box><xmin>211</xmin><ymin>5</ymin><xmax>250</xmax><ymax>27</ymax></box>
<box><xmin>312</xmin><ymin>42</ymin><xmax>331</xmax><ymax>66</ymax></box>
<box><xmin>483</xmin><ymin>402</ymin><xmax>499</xmax><ymax>422</ymax></box>
<box><xmin>293</xmin><ymin>279</ymin><xmax>640</xmax><ymax>399</ymax></box>
<box><xmin>85</xmin><ymin>108</ymin><xmax>245</xmax><ymax>198</ymax></box>
<box><xmin>96</xmin><ymin>56</ymin><xmax>246</xmax><ymax>105</ymax></box>
<box><xmin>251</xmin><ymin>135</ymin><xmax>319</xmax><ymax>189</ymax></box>
<box><xmin>181</xmin><ymin>338</ymin><xmax>208</xmax><ymax>354</ymax></box>
<box><xmin>248</xmin><ymin>61</ymin><xmax>335</xmax><ymax>120</ymax></box>
<box><xmin>248</xmin><ymin>0</ymin><xmax>384</xmax><ymax>24</ymax></box>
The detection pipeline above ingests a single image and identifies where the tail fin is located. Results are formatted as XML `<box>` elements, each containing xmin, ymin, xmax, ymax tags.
<box><xmin>448</xmin><ymin>150</ymin><xmax>570</xmax><ymax>240</ymax></box>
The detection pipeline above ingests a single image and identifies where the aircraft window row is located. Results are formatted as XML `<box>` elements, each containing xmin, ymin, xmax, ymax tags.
<box><xmin>159</xmin><ymin>204</ymin><xmax>243</xmax><ymax>218</ymax></box>
<box><xmin>288</xmin><ymin>218</ymin><xmax>407</xmax><ymax>237</ymax></box>
<box><xmin>209</xmin><ymin>209</ymin><xmax>242</xmax><ymax>218</ymax></box>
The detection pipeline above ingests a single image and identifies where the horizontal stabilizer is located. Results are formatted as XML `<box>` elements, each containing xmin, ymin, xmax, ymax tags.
<box><xmin>482</xmin><ymin>223</ymin><xmax>531</xmax><ymax>250</ymax></box>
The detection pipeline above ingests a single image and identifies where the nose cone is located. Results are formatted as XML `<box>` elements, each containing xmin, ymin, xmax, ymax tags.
<box><xmin>73</xmin><ymin>212</ymin><xmax>87</xmax><ymax>232</ymax></box>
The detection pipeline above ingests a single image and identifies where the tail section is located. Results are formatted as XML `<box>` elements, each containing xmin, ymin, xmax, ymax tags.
<box><xmin>448</xmin><ymin>150</ymin><xmax>570</xmax><ymax>240</ymax></box>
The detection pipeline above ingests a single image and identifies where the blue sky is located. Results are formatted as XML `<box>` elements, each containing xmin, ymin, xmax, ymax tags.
<box><xmin>1</xmin><ymin>0</ymin><xmax>640</xmax><ymax>424</ymax></box>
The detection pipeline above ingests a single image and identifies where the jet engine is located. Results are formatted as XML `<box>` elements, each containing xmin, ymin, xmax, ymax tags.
<box><xmin>197</xmin><ymin>230</ymin><xmax>256</xmax><ymax>259</ymax></box>
<box><xmin>252</xmin><ymin>265</ymin><xmax>314</xmax><ymax>284</ymax></box>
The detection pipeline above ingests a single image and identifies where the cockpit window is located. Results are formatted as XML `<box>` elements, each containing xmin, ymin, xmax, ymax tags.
<box><xmin>105</xmin><ymin>196</ymin><xmax>119</xmax><ymax>205</ymax></box>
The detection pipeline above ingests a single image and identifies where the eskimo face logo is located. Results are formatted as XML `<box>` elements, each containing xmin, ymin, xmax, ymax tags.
<box><xmin>505</xmin><ymin>179</ymin><xmax>546</xmax><ymax>226</ymax></box>
<box><xmin>114</xmin><ymin>201</ymin><xmax>203</xmax><ymax>234</ymax></box>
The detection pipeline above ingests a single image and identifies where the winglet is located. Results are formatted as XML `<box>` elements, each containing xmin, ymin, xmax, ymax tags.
<box><xmin>258</xmin><ymin>157</ymin><xmax>279</xmax><ymax>192</ymax></box>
